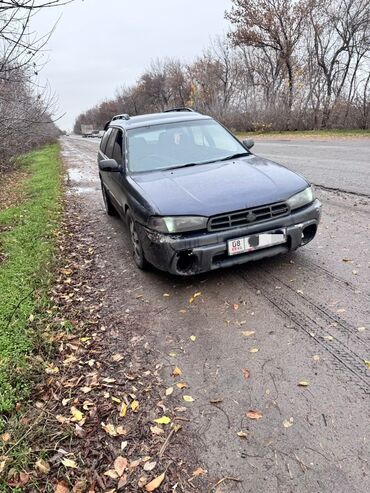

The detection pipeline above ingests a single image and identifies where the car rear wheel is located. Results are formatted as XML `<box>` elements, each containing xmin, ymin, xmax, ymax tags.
<box><xmin>126</xmin><ymin>211</ymin><xmax>149</xmax><ymax>270</ymax></box>
<box><xmin>101</xmin><ymin>181</ymin><xmax>116</xmax><ymax>216</ymax></box>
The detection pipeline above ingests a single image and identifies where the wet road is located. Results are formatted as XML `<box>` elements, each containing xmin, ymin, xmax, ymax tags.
<box><xmin>62</xmin><ymin>136</ymin><xmax>370</xmax><ymax>493</ymax></box>
<box><xmin>254</xmin><ymin>139</ymin><xmax>370</xmax><ymax>196</ymax></box>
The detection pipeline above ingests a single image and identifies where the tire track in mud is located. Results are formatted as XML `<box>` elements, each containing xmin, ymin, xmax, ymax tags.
<box><xmin>237</xmin><ymin>269</ymin><xmax>370</xmax><ymax>394</ymax></box>
<box><xmin>293</xmin><ymin>257</ymin><xmax>370</xmax><ymax>299</ymax></box>
<box><xmin>262</xmin><ymin>267</ymin><xmax>370</xmax><ymax>347</ymax></box>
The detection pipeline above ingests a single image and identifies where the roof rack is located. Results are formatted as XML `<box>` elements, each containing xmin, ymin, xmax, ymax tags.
<box><xmin>164</xmin><ymin>107</ymin><xmax>195</xmax><ymax>113</ymax></box>
<box><xmin>112</xmin><ymin>114</ymin><xmax>130</xmax><ymax>121</ymax></box>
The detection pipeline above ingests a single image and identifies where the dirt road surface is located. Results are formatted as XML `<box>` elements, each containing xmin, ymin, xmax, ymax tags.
<box><xmin>61</xmin><ymin>136</ymin><xmax>370</xmax><ymax>493</ymax></box>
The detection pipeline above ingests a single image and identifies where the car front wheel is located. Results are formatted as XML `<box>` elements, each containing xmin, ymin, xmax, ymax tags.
<box><xmin>126</xmin><ymin>211</ymin><xmax>149</xmax><ymax>270</ymax></box>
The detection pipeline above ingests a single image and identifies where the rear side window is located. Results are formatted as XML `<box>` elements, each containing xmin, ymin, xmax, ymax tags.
<box><xmin>105</xmin><ymin>128</ymin><xmax>118</xmax><ymax>158</ymax></box>
<box><xmin>100</xmin><ymin>128</ymin><xmax>112</xmax><ymax>154</ymax></box>
<box><xmin>112</xmin><ymin>130</ymin><xmax>124</xmax><ymax>164</ymax></box>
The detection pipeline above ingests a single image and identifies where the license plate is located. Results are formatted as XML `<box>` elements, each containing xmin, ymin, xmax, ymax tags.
<box><xmin>228</xmin><ymin>230</ymin><xmax>287</xmax><ymax>256</ymax></box>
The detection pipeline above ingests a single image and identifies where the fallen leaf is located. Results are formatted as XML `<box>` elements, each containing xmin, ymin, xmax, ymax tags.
<box><xmin>163</xmin><ymin>293</ymin><xmax>171</xmax><ymax>297</ymax></box>
<box><xmin>179</xmin><ymin>309</ymin><xmax>187</xmax><ymax>314</ymax></box>
<box><xmin>131</xmin><ymin>400</ymin><xmax>139</xmax><ymax>412</ymax></box>
<box><xmin>342</xmin><ymin>258</ymin><xmax>352</xmax><ymax>262</ymax></box>
<box><xmin>176</xmin><ymin>382</ymin><xmax>188</xmax><ymax>389</ymax></box>
<box><xmin>61</xmin><ymin>458</ymin><xmax>78</xmax><ymax>469</ymax></box>
<box><xmin>1</xmin><ymin>433</ymin><xmax>11</xmax><ymax>442</ymax></box>
<box><xmin>190</xmin><ymin>335</ymin><xmax>196</xmax><ymax>342</ymax></box>
<box><xmin>80</xmin><ymin>386</ymin><xmax>92</xmax><ymax>394</ymax></box>
<box><xmin>55</xmin><ymin>481</ymin><xmax>69</xmax><ymax>493</ymax></box>
<box><xmin>192</xmin><ymin>467</ymin><xmax>206</xmax><ymax>476</ymax></box>
<box><xmin>45</xmin><ymin>363</ymin><xmax>59</xmax><ymax>374</ymax></box>
<box><xmin>145</xmin><ymin>472</ymin><xmax>165</xmax><ymax>491</ymax></box>
<box><xmin>189</xmin><ymin>292</ymin><xmax>202</xmax><ymax>304</ymax></box>
<box><xmin>114</xmin><ymin>456</ymin><xmax>128</xmax><ymax>476</ymax></box>
<box><xmin>364</xmin><ymin>360</ymin><xmax>370</xmax><ymax>369</ymax></box>
<box><xmin>104</xmin><ymin>469</ymin><xmax>119</xmax><ymax>479</ymax></box>
<box><xmin>120</xmin><ymin>402</ymin><xmax>127</xmax><ymax>417</ymax></box>
<box><xmin>242</xmin><ymin>331</ymin><xmax>255</xmax><ymax>337</ymax></box>
<box><xmin>144</xmin><ymin>461</ymin><xmax>157</xmax><ymax>472</ymax></box>
<box><xmin>246</xmin><ymin>410</ymin><xmax>262</xmax><ymax>420</ymax></box>
<box><xmin>183</xmin><ymin>395</ymin><xmax>194</xmax><ymax>402</ymax></box>
<box><xmin>101</xmin><ymin>423</ymin><xmax>127</xmax><ymax>436</ymax></box>
<box><xmin>237</xmin><ymin>431</ymin><xmax>248</xmax><ymax>438</ymax></box>
<box><xmin>150</xmin><ymin>426</ymin><xmax>165</xmax><ymax>435</ymax></box>
<box><xmin>172</xmin><ymin>366</ymin><xmax>182</xmax><ymax>377</ymax></box>
<box><xmin>242</xmin><ymin>368</ymin><xmax>250</xmax><ymax>380</ymax></box>
<box><xmin>117</xmin><ymin>474</ymin><xmax>128</xmax><ymax>489</ymax></box>
<box><xmin>138</xmin><ymin>476</ymin><xmax>148</xmax><ymax>487</ymax></box>
<box><xmin>70</xmin><ymin>407</ymin><xmax>84</xmax><ymax>422</ymax></box>
<box><xmin>165</xmin><ymin>387</ymin><xmax>174</xmax><ymax>396</ymax></box>
<box><xmin>112</xmin><ymin>353</ymin><xmax>124</xmax><ymax>362</ymax></box>
<box><xmin>249</xmin><ymin>348</ymin><xmax>259</xmax><ymax>353</ymax></box>
<box><xmin>233</xmin><ymin>303</ymin><xmax>239</xmax><ymax>310</ymax></box>
<box><xmin>298</xmin><ymin>380</ymin><xmax>309</xmax><ymax>387</ymax></box>
<box><xmin>35</xmin><ymin>458</ymin><xmax>50</xmax><ymax>475</ymax></box>
<box><xmin>153</xmin><ymin>416</ymin><xmax>171</xmax><ymax>425</ymax></box>
<box><xmin>283</xmin><ymin>418</ymin><xmax>294</xmax><ymax>428</ymax></box>
<box><xmin>56</xmin><ymin>415</ymin><xmax>70</xmax><ymax>425</ymax></box>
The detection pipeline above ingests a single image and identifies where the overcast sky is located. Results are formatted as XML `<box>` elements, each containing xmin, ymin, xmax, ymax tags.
<box><xmin>32</xmin><ymin>0</ymin><xmax>232</xmax><ymax>130</ymax></box>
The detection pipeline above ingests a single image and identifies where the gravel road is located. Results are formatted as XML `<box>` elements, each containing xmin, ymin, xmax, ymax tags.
<box><xmin>62</xmin><ymin>136</ymin><xmax>370</xmax><ymax>493</ymax></box>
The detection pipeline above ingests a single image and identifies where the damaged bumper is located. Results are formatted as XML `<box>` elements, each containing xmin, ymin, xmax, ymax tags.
<box><xmin>136</xmin><ymin>200</ymin><xmax>322</xmax><ymax>276</ymax></box>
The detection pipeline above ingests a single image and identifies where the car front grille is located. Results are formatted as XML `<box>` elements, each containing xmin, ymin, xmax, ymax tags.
<box><xmin>208</xmin><ymin>202</ymin><xmax>290</xmax><ymax>232</ymax></box>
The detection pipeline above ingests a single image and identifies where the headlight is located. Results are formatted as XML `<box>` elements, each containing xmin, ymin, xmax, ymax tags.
<box><xmin>287</xmin><ymin>186</ymin><xmax>315</xmax><ymax>210</ymax></box>
<box><xmin>149</xmin><ymin>216</ymin><xmax>208</xmax><ymax>233</ymax></box>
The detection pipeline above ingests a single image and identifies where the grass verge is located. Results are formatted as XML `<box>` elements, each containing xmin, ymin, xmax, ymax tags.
<box><xmin>236</xmin><ymin>128</ymin><xmax>370</xmax><ymax>139</ymax></box>
<box><xmin>0</xmin><ymin>144</ymin><xmax>62</xmax><ymax>418</ymax></box>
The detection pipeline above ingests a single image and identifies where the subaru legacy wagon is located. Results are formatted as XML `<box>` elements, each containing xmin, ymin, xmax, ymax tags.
<box><xmin>97</xmin><ymin>108</ymin><xmax>321</xmax><ymax>275</ymax></box>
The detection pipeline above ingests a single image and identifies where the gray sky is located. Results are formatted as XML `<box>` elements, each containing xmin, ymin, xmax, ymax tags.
<box><xmin>32</xmin><ymin>0</ymin><xmax>231</xmax><ymax>130</ymax></box>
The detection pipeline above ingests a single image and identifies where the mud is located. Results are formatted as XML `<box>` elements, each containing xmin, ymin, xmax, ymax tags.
<box><xmin>61</xmin><ymin>136</ymin><xmax>370</xmax><ymax>493</ymax></box>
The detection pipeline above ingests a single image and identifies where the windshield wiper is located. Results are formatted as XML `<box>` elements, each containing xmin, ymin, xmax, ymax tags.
<box><xmin>218</xmin><ymin>152</ymin><xmax>250</xmax><ymax>162</ymax></box>
<box><xmin>170</xmin><ymin>159</ymin><xmax>215</xmax><ymax>170</ymax></box>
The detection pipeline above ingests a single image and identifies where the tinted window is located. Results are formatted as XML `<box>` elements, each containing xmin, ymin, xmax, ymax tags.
<box><xmin>112</xmin><ymin>130</ymin><xmax>123</xmax><ymax>164</ymax></box>
<box><xmin>100</xmin><ymin>128</ymin><xmax>112</xmax><ymax>154</ymax></box>
<box><xmin>105</xmin><ymin>128</ymin><xmax>118</xmax><ymax>158</ymax></box>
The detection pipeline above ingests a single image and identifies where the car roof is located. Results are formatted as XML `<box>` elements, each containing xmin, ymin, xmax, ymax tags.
<box><xmin>108</xmin><ymin>111</ymin><xmax>212</xmax><ymax>131</ymax></box>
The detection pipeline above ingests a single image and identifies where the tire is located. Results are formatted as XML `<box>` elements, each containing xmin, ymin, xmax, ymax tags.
<box><xmin>101</xmin><ymin>181</ymin><xmax>116</xmax><ymax>216</ymax></box>
<box><xmin>126</xmin><ymin>210</ymin><xmax>149</xmax><ymax>270</ymax></box>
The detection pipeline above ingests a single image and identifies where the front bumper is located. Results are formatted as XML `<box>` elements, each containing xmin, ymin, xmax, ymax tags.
<box><xmin>136</xmin><ymin>199</ymin><xmax>322</xmax><ymax>276</ymax></box>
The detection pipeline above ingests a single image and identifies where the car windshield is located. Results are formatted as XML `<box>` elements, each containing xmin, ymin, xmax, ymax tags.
<box><xmin>127</xmin><ymin>119</ymin><xmax>248</xmax><ymax>173</ymax></box>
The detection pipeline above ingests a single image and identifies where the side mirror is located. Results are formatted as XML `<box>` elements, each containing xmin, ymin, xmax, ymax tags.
<box><xmin>99</xmin><ymin>158</ymin><xmax>120</xmax><ymax>172</ymax></box>
<box><xmin>242</xmin><ymin>138</ymin><xmax>255</xmax><ymax>150</ymax></box>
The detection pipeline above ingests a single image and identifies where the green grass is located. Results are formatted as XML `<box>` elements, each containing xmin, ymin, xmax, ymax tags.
<box><xmin>236</xmin><ymin>128</ymin><xmax>370</xmax><ymax>138</ymax></box>
<box><xmin>0</xmin><ymin>144</ymin><xmax>62</xmax><ymax>417</ymax></box>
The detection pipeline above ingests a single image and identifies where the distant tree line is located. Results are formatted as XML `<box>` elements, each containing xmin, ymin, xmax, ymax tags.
<box><xmin>75</xmin><ymin>0</ymin><xmax>369</xmax><ymax>134</ymax></box>
<box><xmin>0</xmin><ymin>1</ymin><xmax>71</xmax><ymax>172</ymax></box>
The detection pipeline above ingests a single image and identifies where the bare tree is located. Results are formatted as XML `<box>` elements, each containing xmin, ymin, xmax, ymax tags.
<box><xmin>226</xmin><ymin>0</ymin><xmax>310</xmax><ymax>128</ymax></box>
<box><xmin>308</xmin><ymin>0</ymin><xmax>370</xmax><ymax>126</ymax></box>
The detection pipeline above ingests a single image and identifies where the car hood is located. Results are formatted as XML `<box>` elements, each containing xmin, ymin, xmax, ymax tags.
<box><xmin>131</xmin><ymin>155</ymin><xmax>309</xmax><ymax>217</ymax></box>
